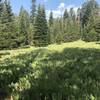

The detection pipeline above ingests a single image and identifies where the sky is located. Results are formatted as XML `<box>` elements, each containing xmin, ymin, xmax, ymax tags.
<box><xmin>10</xmin><ymin>0</ymin><xmax>100</xmax><ymax>18</ymax></box>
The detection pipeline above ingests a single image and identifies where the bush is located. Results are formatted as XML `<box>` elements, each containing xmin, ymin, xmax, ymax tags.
<box><xmin>83</xmin><ymin>28</ymin><xmax>98</xmax><ymax>42</ymax></box>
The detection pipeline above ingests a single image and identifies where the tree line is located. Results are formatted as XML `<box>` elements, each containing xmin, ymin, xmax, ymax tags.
<box><xmin>0</xmin><ymin>0</ymin><xmax>100</xmax><ymax>49</ymax></box>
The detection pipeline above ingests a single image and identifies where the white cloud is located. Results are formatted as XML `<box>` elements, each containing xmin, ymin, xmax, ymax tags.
<box><xmin>46</xmin><ymin>3</ymin><xmax>65</xmax><ymax>19</ymax></box>
<box><xmin>66</xmin><ymin>5</ymin><xmax>80</xmax><ymax>13</ymax></box>
<box><xmin>58</xmin><ymin>3</ymin><xmax>65</xmax><ymax>11</ymax></box>
<box><xmin>46</xmin><ymin>10</ymin><xmax>59</xmax><ymax>19</ymax></box>
<box><xmin>46</xmin><ymin>9</ymin><xmax>61</xmax><ymax>19</ymax></box>
<box><xmin>46</xmin><ymin>3</ymin><xmax>80</xmax><ymax>19</ymax></box>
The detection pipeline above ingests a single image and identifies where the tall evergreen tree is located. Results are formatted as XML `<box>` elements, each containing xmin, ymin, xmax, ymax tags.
<box><xmin>0</xmin><ymin>0</ymin><xmax>3</xmax><ymax>26</ymax></box>
<box><xmin>49</xmin><ymin>11</ymin><xmax>54</xmax><ymax>43</ymax></box>
<box><xmin>95</xmin><ymin>23</ymin><xmax>100</xmax><ymax>40</ymax></box>
<box><xmin>77</xmin><ymin>8</ymin><xmax>81</xmax><ymax>37</ymax></box>
<box><xmin>81</xmin><ymin>0</ymin><xmax>99</xmax><ymax>28</ymax></box>
<box><xmin>30</xmin><ymin>0</ymin><xmax>36</xmax><ymax>45</ymax></box>
<box><xmin>0</xmin><ymin>0</ymin><xmax>17</xmax><ymax>49</ymax></box>
<box><xmin>63</xmin><ymin>9</ymin><xmax>69</xmax><ymax>33</ymax></box>
<box><xmin>63</xmin><ymin>9</ymin><xmax>69</xmax><ymax>21</ymax></box>
<box><xmin>49</xmin><ymin>11</ymin><xmax>53</xmax><ymax>27</ymax></box>
<box><xmin>34</xmin><ymin>4</ymin><xmax>49</xmax><ymax>46</ymax></box>
<box><xmin>53</xmin><ymin>18</ymin><xmax>64</xmax><ymax>43</ymax></box>
<box><xmin>30</xmin><ymin>0</ymin><xmax>36</xmax><ymax>24</ymax></box>
<box><xmin>69</xmin><ymin>8</ymin><xmax>76</xmax><ymax>21</ymax></box>
<box><xmin>81</xmin><ymin>0</ymin><xmax>99</xmax><ymax>41</ymax></box>
<box><xmin>18</xmin><ymin>6</ymin><xmax>30</xmax><ymax>46</ymax></box>
<box><xmin>0</xmin><ymin>0</ymin><xmax>3</xmax><ymax>15</ymax></box>
<box><xmin>77</xmin><ymin>8</ymin><xmax>81</xmax><ymax>22</ymax></box>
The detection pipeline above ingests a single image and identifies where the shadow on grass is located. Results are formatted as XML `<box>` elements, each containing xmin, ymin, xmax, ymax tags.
<box><xmin>96</xmin><ymin>42</ymin><xmax>100</xmax><ymax>45</ymax></box>
<box><xmin>0</xmin><ymin>48</ymin><xmax>100</xmax><ymax>100</ymax></box>
<box><xmin>20</xmin><ymin>48</ymin><xmax>100</xmax><ymax>100</ymax></box>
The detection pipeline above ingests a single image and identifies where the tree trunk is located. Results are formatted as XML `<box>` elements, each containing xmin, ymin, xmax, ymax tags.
<box><xmin>40</xmin><ymin>93</ymin><xmax>45</xmax><ymax>100</ymax></box>
<box><xmin>0</xmin><ymin>90</ymin><xmax>7</xmax><ymax>100</ymax></box>
<box><xmin>48</xmin><ymin>93</ymin><xmax>53</xmax><ymax>100</ymax></box>
<box><xmin>61</xmin><ymin>94</ymin><xmax>66</xmax><ymax>100</ymax></box>
<box><xmin>7</xmin><ymin>95</ymin><xmax>13</xmax><ymax>100</ymax></box>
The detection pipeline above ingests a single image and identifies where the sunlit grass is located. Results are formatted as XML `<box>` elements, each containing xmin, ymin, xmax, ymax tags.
<box><xmin>47</xmin><ymin>40</ymin><xmax>100</xmax><ymax>51</ymax></box>
<box><xmin>0</xmin><ymin>40</ymin><xmax>100</xmax><ymax>61</ymax></box>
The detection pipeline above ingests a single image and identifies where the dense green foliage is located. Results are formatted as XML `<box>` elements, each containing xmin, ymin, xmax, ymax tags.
<box><xmin>49</xmin><ymin>11</ymin><xmax>53</xmax><ymax>27</ymax></box>
<box><xmin>0</xmin><ymin>0</ymin><xmax>17</xmax><ymax>49</ymax></box>
<box><xmin>0</xmin><ymin>45</ymin><xmax>100</xmax><ymax>99</ymax></box>
<box><xmin>18</xmin><ymin>7</ymin><xmax>30</xmax><ymax>46</ymax></box>
<box><xmin>34</xmin><ymin>5</ymin><xmax>49</xmax><ymax>46</ymax></box>
<box><xmin>81</xmin><ymin>0</ymin><xmax>100</xmax><ymax>41</ymax></box>
<box><xmin>0</xmin><ymin>0</ymin><xmax>100</xmax><ymax>49</ymax></box>
<box><xmin>30</xmin><ymin>0</ymin><xmax>36</xmax><ymax>24</ymax></box>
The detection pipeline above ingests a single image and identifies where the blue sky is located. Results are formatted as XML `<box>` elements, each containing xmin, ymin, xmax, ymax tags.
<box><xmin>10</xmin><ymin>0</ymin><xmax>100</xmax><ymax>17</ymax></box>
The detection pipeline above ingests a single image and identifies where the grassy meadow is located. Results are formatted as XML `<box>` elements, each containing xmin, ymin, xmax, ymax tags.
<box><xmin>0</xmin><ymin>40</ymin><xmax>100</xmax><ymax>61</ymax></box>
<box><xmin>0</xmin><ymin>40</ymin><xmax>100</xmax><ymax>99</ymax></box>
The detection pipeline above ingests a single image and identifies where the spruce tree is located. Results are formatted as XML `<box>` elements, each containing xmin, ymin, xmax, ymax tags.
<box><xmin>30</xmin><ymin>0</ymin><xmax>36</xmax><ymax>45</ymax></box>
<box><xmin>18</xmin><ymin>6</ymin><xmax>30</xmax><ymax>46</ymax></box>
<box><xmin>81</xmin><ymin>0</ymin><xmax>99</xmax><ymax>40</ymax></box>
<box><xmin>49</xmin><ymin>11</ymin><xmax>53</xmax><ymax>27</ymax></box>
<box><xmin>49</xmin><ymin>11</ymin><xmax>54</xmax><ymax>43</ymax></box>
<box><xmin>34</xmin><ymin>4</ymin><xmax>49</xmax><ymax>46</ymax></box>
<box><xmin>0</xmin><ymin>0</ymin><xmax>17</xmax><ymax>49</ymax></box>
<box><xmin>81</xmin><ymin>0</ymin><xmax>99</xmax><ymax>28</ymax></box>
<box><xmin>77</xmin><ymin>8</ymin><xmax>81</xmax><ymax>23</ymax></box>
<box><xmin>95</xmin><ymin>18</ymin><xmax>100</xmax><ymax>41</ymax></box>
<box><xmin>0</xmin><ymin>0</ymin><xmax>3</xmax><ymax>29</ymax></box>
<box><xmin>53</xmin><ymin>18</ymin><xmax>63</xmax><ymax>43</ymax></box>
<box><xmin>69</xmin><ymin>8</ymin><xmax>76</xmax><ymax>21</ymax></box>
<box><xmin>0</xmin><ymin>0</ymin><xmax>3</xmax><ymax>15</ymax></box>
<box><xmin>63</xmin><ymin>9</ymin><xmax>69</xmax><ymax>33</ymax></box>
<box><xmin>63</xmin><ymin>9</ymin><xmax>69</xmax><ymax>21</ymax></box>
<box><xmin>63</xmin><ymin>8</ymin><xmax>80</xmax><ymax>42</ymax></box>
<box><xmin>30</xmin><ymin>0</ymin><xmax>36</xmax><ymax>24</ymax></box>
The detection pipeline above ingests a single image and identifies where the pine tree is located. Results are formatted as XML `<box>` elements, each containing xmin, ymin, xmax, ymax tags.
<box><xmin>30</xmin><ymin>0</ymin><xmax>36</xmax><ymax>45</ymax></box>
<box><xmin>34</xmin><ymin>4</ymin><xmax>49</xmax><ymax>46</ymax></box>
<box><xmin>18</xmin><ymin>6</ymin><xmax>30</xmax><ymax>46</ymax></box>
<box><xmin>69</xmin><ymin>8</ymin><xmax>76</xmax><ymax>21</ymax></box>
<box><xmin>95</xmin><ymin>18</ymin><xmax>100</xmax><ymax>41</ymax></box>
<box><xmin>0</xmin><ymin>0</ymin><xmax>3</xmax><ymax>15</ymax></box>
<box><xmin>0</xmin><ymin>0</ymin><xmax>3</xmax><ymax>28</ymax></box>
<box><xmin>30</xmin><ymin>0</ymin><xmax>36</xmax><ymax>24</ymax></box>
<box><xmin>0</xmin><ymin>0</ymin><xmax>17</xmax><ymax>49</ymax></box>
<box><xmin>62</xmin><ymin>8</ymin><xmax>80</xmax><ymax>42</ymax></box>
<box><xmin>49</xmin><ymin>11</ymin><xmax>54</xmax><ymax>43</ymax></box>
<box><xmin>63</xmin><ymin>9</ymin><xmax>69</xmax><ymax>21</ymax></box>
<box><xmin>49</xmin><ymin>11</ymin><xmax>53</xmax><ymax>27</ymax></box>
<box><xmin>81</xmin><ymin>0</ymin><xmax>99</xmax><ymax>41</ymax></box>
<box><xmin>53</xmin><ymin>18</ymin><xmax>63</xmax><ymax>43</ymax></box>
<box><xmin>76</xmin><ymin>8</ymin><xmax>82</xmax><ymax>38</ymax></box>
<box><xmin>81</xmin><ymin>0</ymin><xmax>99</xmax><ymax>28</ymax></box>
<box><xmin>63</xmin><ymin>9</ymin><xmax>69</xmax><ymax>35</ymax></box>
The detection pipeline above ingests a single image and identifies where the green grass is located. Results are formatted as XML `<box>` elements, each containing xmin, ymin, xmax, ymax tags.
<box><xmin>0</xmin><ymin>46</ymin><xmax>35</xmax><ymax>61</ymax></box>
<box><xmin>0</xmin><ymin>40</ymin><xmax>100</xmax><ymax>61</ymax></box>
<box><xmin>0</xmin><ymin>40</ymin><xmax>100</xmax><ymax>99</ymax></box>
<box><xmin>48</xmin><ymin>40</ymin><xmax>100</xmax><ymax>51</ymax></box>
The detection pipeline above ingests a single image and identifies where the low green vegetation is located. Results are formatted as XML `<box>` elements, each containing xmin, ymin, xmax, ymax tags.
<box><xmin>0</xmin><ymin>41</ymin><xmax>100</xmax><ymax>100</ymax></box>
<box><xmin>0</xmin><ymin>40</ymin><xmax>100</xmax><ymax>61</ymax></box>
